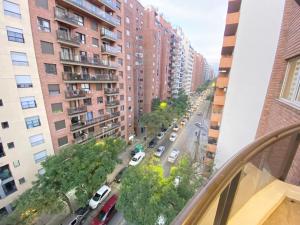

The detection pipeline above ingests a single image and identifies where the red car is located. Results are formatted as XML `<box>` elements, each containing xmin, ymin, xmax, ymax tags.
<box><xmin>91</xmin><ymin>195</ymin><xmax>118</xmax><ymax>225</ymax></box>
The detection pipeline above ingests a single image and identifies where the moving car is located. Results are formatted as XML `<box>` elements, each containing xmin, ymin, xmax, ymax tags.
<box><xmin>129</xmin><ymin>152</ymin><xmax>145</xmax><ymax>166</ymax></box>
<box><xmin>195</xmin><ymin>122</ymin><xmax>202</xmax><ymax>128</ymax></box>
<box><xmin>169</xmin><ymin>132</ymin><xmax>177</xmax><ymax>142</ymax></box>
<box><xmin>168</xmin><ymin>149</ymin><xmax>180</xmax><ymax>163</ymax></box>
<box><xmin>148</xmin><ymin>138</ymin><xmax>157</xmax><ymax>148</ymax></box>
<box><xmin>154</xmin><ymin>146</ymin><xmax>166</xmax><ymax>157</ymax></box>
<box><xmin>114</xmin><ymin>167</ymin><xmax>128</xmax><ymax>183</ymax></box>
<box><xmin>91</xmin><ymin>195</ymin><xmax>118</xmax><ymax>225</ymax></box>
<box><xmin>60</xmin><ymin>205</ymin><xmax>89</xmax><ymax>225</ymax></box>
<box><xmin>89</xmin><ymin>185</ymin><xmax>111</xmax><ymax>209</ymax></box>
<box><xmin>157</xmin><ymin>132</ymin><xmax>165</xmax><ymax>140</ymax></box>
<box><xmin>173</xmin><ymin>124</ymin><xmax>179</xmax><ymax>132</ymax></box>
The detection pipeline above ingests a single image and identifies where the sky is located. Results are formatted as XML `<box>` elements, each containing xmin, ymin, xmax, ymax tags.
<box><xmin>138</xmin><ymin>0</ymin><xmax>228</xmax><ymax>70</ymax></box>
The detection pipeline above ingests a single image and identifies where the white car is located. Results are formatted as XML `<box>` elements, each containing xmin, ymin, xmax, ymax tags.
<box><xmin>181</xmin><ymin>120</ymin><xmax>186</xmax><ymax>126</ymax></box>
<box><xmin>173</xmin><ymin>124</ymin><xmax>179</xmax><ymax>132</ymax></box>
<box><xmin>169</xmin><ymin>132</ymin><xmax>177</xmax><ymax>142</ymax></box>
<box><xmin>89</xmin><ymin>185</ymin><xmax>111</xmax><ymax>209</ymax></box>
<box><xmin>129</xmin><ymin>152</ymin><xmax>145</xmax><ymax>166</ymax></box>
<box><xmin>157</xmin><ymin>132</ymin><xmax>164</xmax><ymax>140</ymax></box>
<box><xmin>168</xmin><ymin>149</ymin><xmax>180</xmax><ymax>163</ymax></box>
<box><xmin>154</xmin><ymin>146</ymin><xmax>166</xmax><ymax>157</ymax></box>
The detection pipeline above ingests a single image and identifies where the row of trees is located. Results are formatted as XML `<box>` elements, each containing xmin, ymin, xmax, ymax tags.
<box><xmin>140</xmin><ymin>91</ymin><xmax>190</xmax><ymax>137</ymax></box>
<box><xmin>117</xmin><ymin>156</ymin><xmax>202</xmax><ymax>225</ymax></box>
<box><xmin>1</xmin><ymin>138</ymin><xmax>126</xmax><ymax>225</ymax></box>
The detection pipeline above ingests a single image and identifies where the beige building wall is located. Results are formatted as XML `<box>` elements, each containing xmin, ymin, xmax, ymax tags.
<box><xmin>0</xmin><ymin>0</ymin><xmax>54</xmax><ymax>213</ymax></box>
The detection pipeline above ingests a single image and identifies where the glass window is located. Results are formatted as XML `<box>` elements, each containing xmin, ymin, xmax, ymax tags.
<box><xmin>44</xmin><ymin>63</ymin><xmax>57</xmax><ymax>74</ymax></box>
<box><xmin>0</xmin><ymin>99</ymin><xmax>3</xmax><ymax>106</ymax></box>
<box><xmin>54</xmin><ymin>120</ymin><xmax>66</xmax><ymax>131</ymax></box>
<box><xmin>48</xmin><ymin>84</ymin><xmax>60</xmax><ymax>96</ymax></box>
<box><xmin>91</xmin><ymin>20</ymin><xmax>98</xmax><ymax>31</ymax></box>
<box><xmin>6</xmin><ymin>26</ymin><xmax>24</xmax><ymax>43</ymax></box>
<box><xmin>7</xmin><ymin>142</ymin><xmax>14</xmax><ymax>149</ymax></box>
<box><xmin>15</xmin><ymin>75</ymin><xmax>32</xmax><ymax>88</ymax></box>
<box><xmin>117</xmin><ymin>30</ymin><xmax>122</xmax><ymax>40</ymax></box>
<box><xmin>81</xmin><ymin>83</ymin><xmax>90</xmax><ymax>91</ymax></box>
<box><xmin>1</xmin><ymin>122</ymin><xmax>9</xmax><ymax>129</ymax></box>
<box><xmin>34</xmin><ymin>150</ymin><xmax>47</xmax><ymax>163</ymax></box>
<box><xmin>29</xmin><ymin>134</ymin><xmax>45</xmax><ymax>147</ymax></box>
<box><xmin>11</xmin><ymin>52</ymin><xmax>28</xmax><ymax>66</ymax></box>
<box><xmin>25</xmin><ymin>116</ymin><xmax>41</xmax><ymax>129</ymax></box>
<box><xmin>35</xmin><ymin>0</ymin><xmax>48</xmax><ymax>9</ymax></box>
<box><xmin>51</xmin><ymin>103</ymin><xmax>63</xmax><ymax>113</ymax></box>
<box><xmin>3</xmin><ymin>1</ymin><xmax>21</xmax><ymax>18</ymax></box>
<box><xmin>41</xmin><ymin>41</ymin><xmax>54</xmax><ymax>54</ymax></box>
<box><xmin>116</xmin><ymin>1</ymin><xmax>121</xmax><ymax>9</ymax></box>
<box><xmin>126</xmin><ymin>17</ymin><xmax>130</xmax><ymax>24</ymax></box>
<box><xmin>97</xmin><ymin>97</ymin><xmax>103</xmax><ymax>104</ymax></box>
<box><xmin>19</xmin><ymin>177</ymin><xmax>25</xmax><ymax>184</ymax></box>
<box><xmin>76</xmin><ymin>32</ymin><xmax>86</xmax><ymax>44</ymax></box>
<box><xmin>92</xmin><ymin>37</ymin><xmax>99</xmax><ymax>47</ymax></box>
<box><xmin>58</xmin><ymin>136</ymin><xmax>68</xmax><ymax>147</ymax></box>
<box><xmin>74</xmin><ymin>14</ymin><xmax>84</xmax><ymax>26</ymax></box>
<box><xmin>20</xmin><ymin>96</ymin><xmax>36</xmax><ymax>109</ymax></box>
<box><xmin>37</xmin><ymin>17</ymin><xmax>51</xmax><ymax>32</ymax></box>
<box><xmin>13</xmin><ymin>160</ymin><xmax>20</xmax><ymax>168</ymax></box>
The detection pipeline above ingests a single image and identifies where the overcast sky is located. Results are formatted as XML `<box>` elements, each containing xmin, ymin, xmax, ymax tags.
<box><xmin>138</xmin><ymin>0</ymin><xmax>228</xmax><ymax>69</ymax></box>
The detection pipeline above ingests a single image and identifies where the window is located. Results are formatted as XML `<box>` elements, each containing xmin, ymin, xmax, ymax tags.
<box><xmin>35</xmin><ymin>0</ymin><xmax>48</xmax><ymax>9</ymax></box>
<box><xmin>127</xmin><ymin>65</ymin><xmax>131</xmax><ymax>71</ymax></box>
<box><xmin>51</xmin><ymin>103</ymin><xmax>63</xmax><ymax>113</ymax></box>
<box><xmin>117</xmin><ymin>45</ymin><xmax>122</xmax><ymax>53</ymax></box>
<box><xmin>0</xmin><ymin>99</ymin><xmax>3</xmax><ymax>106</ymax></box>
<box><xmin>11</xmin><ymin>52</ymin><xmax>28</xmax><ymax>66</ymax></box>
<box><xmin>120</xmin><ymin>83</ymin><xmax>124</xmax><ymax>89</ymax></box>
<box><xmin>81</xmin><ymin>83</ymin><xmax>90</xmax><ymax>91</ymax></box>
<box><xmin>20</xmin><ymin>96</ymin><xmax>36</xmax><ymax>109</ymax></box>
<box><xmin>126</xmin><ymin>41</ymin><xmax>130</xmax><ymax>48</ymax></box>
<box><xmin>91</xmin><ymin>20</ymin><xmax>98</xmax><ymax>31</ymax></box>
<box><xmin>54</xmin><ymin>120</ymin><xmax>66</xmax><ymax>131</ymax></box>
<box><xmin>83</xmin><ymin>98</ymin><xmax>92</xmax><ymax>106</ymax></box>
<box><xmin>37</xmin><ymin>17</ymin><xmax>50</xmax><ymax>32</ymax></box>
<box><xmin>92</xmin><ymin>37</ymin><xmax>99</xmax><ymax>47</ymax></box>
<box><xmin>45</xmin><ymin>63</ymin><xmax>57</xmax><ymax>74</ymax></box>
<box><xmin>127</xmin><ymin>54</ymin><xmax>131</xmax><ymax>60</ymax></box>
<box><xmin>96</xmin><ymin>83</ymin><xmax>102</xmax><ymax>91</ymax></box>
<box><xmin>126</xmin><ymin>30</ymin><xmax>130</xmax><ymax>36</ymax></box>
<box><xmin>19</xmin><ymin>177</ymin><xmax>25</xmax><ymax>184</ymax></box>
<box><xmin>116</xmin><ymin>15</ymin><xmax>121</xmax><ymax>25</ymax></box>
<box><xmin>126</xmin><ymin>17</ymin><xmax>130</xmax><ymax>24</ymax></box>
<box><xmin>7</xmin><ymin>142</ymin><xmax>14</xmax><ymax>149</ymax></box>
<box><xmin>1</xmin><ymin>122</ymin><xmax>9</xmax><ymax>129</ymax></box>
<box><xmin>121</xmin><ymin>126</ymin><xmax>125</xmax><ymax>131</ymax></box>
<box><xmin>16</xmin><ymin>75</ymin><xmax>32</xmax><ymax>88</ymax></box>
<box><xmin>117</xmin><ymin>30</ymin><xmax>122</xmax><ymax>39</ymax></box>
<box><xmin>281</xmin><ymin>58</ymin><xmax>300</xmax><ymax>106</ymax></box>
<box><xmin>97</xmin><ymin>97</ymin><xmax>103</xmax><ymax>104</ymax></box>
<box><xmin>25</xmin><ymin>116</ymin><xmax>41</xmax><ymax>129</ymax></box>
<box><xmin>6</xmin><ymin>27</ymin><xmax>24</xmax><ymax>43</ymax></box>
<box><xmin>34</xmin><ymin>150</ymin><xmax>48</xmax><ymax>163</ymax></box>
<box><xmin>121</xmin><ymin>116</ymin><xmax>125</xmax><ymax>121</ymax></box>
<box><xmin>120</xmin><ymin>95</ymin><xmax>124</xmax><ymax>100</ymax></box>
<box><xmin>41</xmin><ymin>41</ymin><xmax>54</xmax><ymax>54</ymax></box>
<box><xmin>13</xmin><ymin>160</ymin><xmax>20</xmax><ymax>168</ymax></box>
<box><xmin>116</xmin><ymin>1</ymin><xmax>121</xmax><ymax>9</ymax></box>
<box><xmin>74</xmin><ymin>14</ymin><xmax>84</xmax><ymax>26</ymax></box>
<box><xmin>3</xmin><ymin>1</ymin><xmax>21</xmax><ymax>18</ymax></box>
<box><xmin>121</xmin><ymin>105</ymin><xmax>124</xmax><ymax>111</ymax></box>
<box><xmin>48</xmin><ymin>84</ymin><xmax>60</xmax><ymax>96</ymax></box>
<box><xmin>98</xmin><ymin>109</ymin><xmax>104</xmax><ymax>115</ymax></box>
<box><xmin>76</xmin><ymin>32</ymin><xmax>86</xmax><ymax>44</ymax></box>
<box><xmin>29</xmin><ymin>134</ymin><xmax>44</xmax><ymax>147</ymax></box>
<box><xmin>118</xmin><ymin>58</ymin><xmax>123</xmax><ymax>66</ymax></box>
<box><xmin>58</xmin><ymin>136</ymin><xmax>68</xmax><ymax>147</ymax></box>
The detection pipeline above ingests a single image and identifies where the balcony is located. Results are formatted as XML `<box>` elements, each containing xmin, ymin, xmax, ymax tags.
<box><xmin>101</xmin><ymin>28</ymin><xmax>117</xmax><ymax>42</ymax></box>
<box><xmin>74</xmin><ymin>122</ymin><xmax>120</xmax><ymax>144</ymax></box>
<box><xmin>219</xmin><ymin>56</ymin><xmax>233</xmax><ymax>69</ymax></box>
<box><xmin>54</xmin><ymin>8</ymin><xmax>82</xmax><ymax>28</ymax></box>
<box><xmin>63</xmin><ymin>73</ymin><xmax>118</xmax><ymax>83</ymax></box>
<box><xmin>216</xmin><ymin>77</ymin><xmax>229</xmax><ymax>88</ymax></box>
<box><xmin>70</xmin><ymin>112</ymin><xmax>120</xmax><ymax>131</ymax></box>
<box><xmin>213</xmin><ymin>96</ymin><xmax>225</xmax><ymax>106</ymax></box>
<box><xmin>106</xmin><ymin>100</ymin><xmax>120</xmax><ymax>108</ymax></box>
<box><xmin>62</xmin><ymin>0</ymin><xmax>120</xmax><ymax>27</ymax></box>
<box><xmin>60</xmin><ymin>53</ymin><xmax>119</xmax><ymax>69</ymax></box>
<box><xmin>100</xmin><ymin>0</ymin><xmax>118</xmax><ymax>11</ymax></box>
<box><xmin>65</xmin><ymin>89</ymin><xmax>87</xmax><ymax>100</ymax></box>
<box><xmin>104</xmin><ymin>88</ymin><xmax>119</xmax><ymax>95</ymax></box>
<box><xmin>226</xmin><ymin>12</ymin><xmax>240</xmax><ymax>25</ymax></box>
<box><xmin>207</xmin><ymin>144</ymin><xmax>217</xmax><ymax>153</ymax></box>
<box><xmin>223</xmin><ymin>35</ymin><xmax>236</xmax><ymax>48</ymax></box>
<box><xmin>101</xmin><ymin>44</ymin><xmax>120</xmax><ymax>56</ymax></box>
<box><xmin>172</xmin><ymin>123</ymin><xmax>300</xmax><ymax>225</ymax></box>
<box><xmin>57</xmin><ymin>30</ymin><xmax>81</xmax><ymax>47</ymax></box>
<box><xmin>210</xmin><ymin>113</ymin><xmax>222</xmax><ymax>123</ymax></box>
<box><xmin>67</xmin><ymin>105</ymin><xmax>87</xmax><ymax>116</ymax></box>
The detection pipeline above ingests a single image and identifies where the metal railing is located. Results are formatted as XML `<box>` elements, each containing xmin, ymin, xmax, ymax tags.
<box><xmin>104</xmin><ymin>88</ymin><xmax>119</xmax><ymax>94</ymax></box>
<box><xmin>101</xmin><ymin>0</ymin><xmax>118</xmax><ymax>10</ymax></box>
<box><xmin>63</xmin><ymin>72</ymin><xmax>118</xmax><ymax>82</ymax></box>
<box><xmin>102</xmin><ymin>44</ymin><xmax>120</xmax><ymax>55</ymax></box>
<box><xmin>171</xmin><ymin>123</ymin><xmax>300</xmax><ymax>225</ymax></box>
<box><xmin>54</xmin><ymin>8</ymin><xmax>82</xmax><ymax>26</ymax></box>
<box><xmin>101</xmin><ymin>28</ymin><xmax>118</xmax><ymax>40</ymax></box>
<box><xmin>67</xmin><ymin>106</ymin><xmax>87</xmax><ymax>115</ymax></box>
<box><xmin>57</xmin><ymin>30</ymin><xmax>81</xmax><ymax>45</ymax></box>
<box><xmin>105</xmin><ymin>100</ymin><xmax>120</xmax><ymax>107</ymax></box>
<box><xmin>65</xmin><ymin>89</ymin><xmax>87</xmax><ymax>99</ymax></box>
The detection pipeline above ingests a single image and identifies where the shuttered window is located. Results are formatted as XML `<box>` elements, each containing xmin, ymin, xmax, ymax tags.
<box><xmin>20</xmin><ymin>96</ymin><xmax>36</xmax><ymax>109</ymax></box>
<box><xmin>16</xmin><ymin>75</ymin><xmax>32</xmax><ymax>88</ymax></box>
<box><xmin>41</xmin><ymin>41</ymin><xmax>54</xmax><ymax>54</ymax></box>
<box><xmin>48</xmin><ymin>84</ymin><xmax>60</xmax><ymax>96</ymax></box>
<box><xmin>34</xmin><ymin>150</ymin><xmax>47</xmax><ymax>163</ymax></box>
<box><xmin>25</xmin><ymin>116</ymin><xmax>41</xmax><ymax>129</ymax></box>
<box><xmin>35</xmin><ymin>0</ymin><xmax>48</xmax><ymax>9</ymax></box>
<box><xmin>29</xmin><ymin>134</ymin><xmax>45</xmax><ymax>147</ymax></box>
<box><xmin>11</xmin><ymin>52</ymin><xmax>28</xmax><ymax>66</ymax></box>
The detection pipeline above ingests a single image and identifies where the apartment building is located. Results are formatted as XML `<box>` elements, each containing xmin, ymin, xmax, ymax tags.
<box><xmin>27</xmin><ymin>0</ymin><xmax>127</xmax><ymax>151</ymax></box>
<box><xmin>123</xmin><ymin>0</ymin><xmax>144</xmax><ymax>136</ymax></box>
<box><xmin>207</xmin><ymin>0</ymin><xmax>285</xmax><ymax>167</ymax></box>
<box><xmin>191</xmin><ymin>53</ymin><xmax>205</xmax><ymax>92</ymax></box>
<box><xmin>0</xmin><ymin>0</ymin><xmax>54</xmax><ymax>214</ymax></box>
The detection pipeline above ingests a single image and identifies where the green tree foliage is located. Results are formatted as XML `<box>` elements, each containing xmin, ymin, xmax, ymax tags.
<box><xmin>170</xmin><ymin>91</ymin><xmax>190</xmax><ymax>116</ymax></box>
<box><xmin>0</xmin><ymin>138</ymin><xmax>126</xmax><ymax>225</ymax></box>
<box><xmin>151</xmin><ymin>98</ymin><xmax>161</xmax><ymax>111</ymax></box>
<box><xmin>117</xmin><ymin>157</ymin><xmax>202</xmax><ymax>225</ymax></box>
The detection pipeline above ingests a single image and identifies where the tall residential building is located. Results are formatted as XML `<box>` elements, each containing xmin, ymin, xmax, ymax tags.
<box><xmin>28</xmin><ymin>0</ymin><xmax>127</xmax><ymax>151</ymax></box>
<box><xmin>0</xmin><ymin>0</ymin><xmax>54</xmax><ymax>214</ymax></box>
<box><xmin>207</xmin><ymin>0</ymin><xmax>285</xmax><ymax>167</ymax></box>
<box><xmin>191</xmin><ymin>53</ymin><xmax>205</xmax><ymax>92</ymax></box>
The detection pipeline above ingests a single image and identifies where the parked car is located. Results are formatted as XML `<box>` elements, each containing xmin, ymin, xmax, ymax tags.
<box><xmin>129</xmin><ymin>152</ymin><xmax>145</xmax><ymax>166</ymax></box>
<box><xmin>169</xmin><ymin>132</ymin><xmax>177</xmax><ymax>142</ymax></box>
<box><xmin>154</xmin><ymin>146</ymin><xmax>166</xmax><ymax>157</ymax></box>
<box><xmin>181</xmin><ymin>120</ymin><xmax>186</xmax><ymax>126</ymax></box>
<box><xmin>60</xmin><ymin>205</ymin><xmax>89</xmax><ymax>225</ymax></box>
<box><xmin>89</xmin><ymin>185</ymin><xmax>111</xmax><ymax>209</ymax></box>
<box><xmin>161</xmin><ymin>127</ymin><xmax>168</xmax><ymax>133</ymax></box>
<box><xmin>157</xmin><ymin>132</ymin><xmax>165</xmax><ymax>140</ymax></box>
<box><xmin>168</xmin><ymin>149</ymin><xmax>180</xmax><ymax>163</ymax></box>
<box><xmin>148</xmin><ymin>138</ymin><xmax>157</xmax><ymax>148</ymax></box>
<box><xmin>173</xmin><ymin>124</ymin><xmax>179</xmax><ymax>132</ymax></box>
<box><xmin>91</xmin><ymin>195</ymin><xmax>118</xmax><ymax>225</ymax></box>
<box><xmin>114</xmin><ymin>167</ymin><xmax>128</xmax><ymax>183</ymax></box>
<box><xmin>130</xmin><ymin>144</ymin><xmax>144</xmax><ymax>157</ymax></box>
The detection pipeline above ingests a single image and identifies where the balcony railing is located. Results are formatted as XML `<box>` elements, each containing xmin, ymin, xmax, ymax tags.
<box><xmin>105</xmin><ymin>100</ymin><xmax>120</xmax><ymax>107</ymax></box>
<box><xmin>67</xmin><ymin>105</ymin><xmax>87</xmax><ymax>115</ymax></box>
<box><xmin>65</xmin><ymin>89</ymin><xmax>87</xmax><ymax>99</ymax></box>
<box><xmin>101</xmin><ymin>28</ymin><xmax>117</xmax><ymax>41</ymax></box>
<box><xmin>63</xmin><ymin>0</ymin><xmax>120</xmax><ymax>26</ymax></box>
<box><xmin>57</xmin><ymin>30</ymin><xmax>81</xmax><ymax>46</ymax></box>
<box><xmin>54</xmin><ymin>8</ymin><xmax>82</xmax><ymax>27</ymax></box>
<box><xmin>63</xmin><ymin>73</ymin><xmax>118</xmax><ymax>82</ymax></box>
<box><xmin>101</xmin><ymin>44</ymin><xmax>120</xmax><ymax>55</ymax></box>
<box><xmin>104</xmin><ymin>88</ymin><xmax>119</xmax><ymax>95</ymax></box>
<box><xmin>101</xmin><ymin>0</ymin><xmax>118</xmax><ymax>11</ymax></box>
<box><xmin>171</xmin><ymin>123</ymin><xmax>300</xmax><ymax>225</ymax></box>
<box><xmin>60</xmin><ymin>53</ymin><xmax>119</xmax><ymax>69</ymax></box>
<box><xmin>70</xmin><ymin>112</ymin><xmax>120</xmax><ymax>131</ymax></box>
